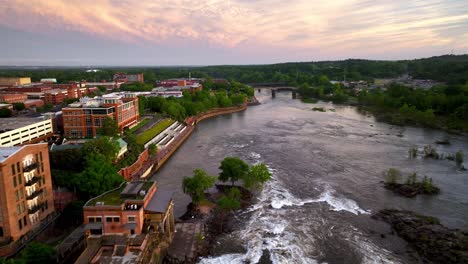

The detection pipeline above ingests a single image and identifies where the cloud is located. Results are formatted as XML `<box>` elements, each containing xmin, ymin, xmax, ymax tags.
<box><xmin>0</xmin><ymin>0</ymin><xmax>467</xmax><ymax>64</ymax></box>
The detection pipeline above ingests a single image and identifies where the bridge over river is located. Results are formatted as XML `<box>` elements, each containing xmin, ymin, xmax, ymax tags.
<box><xmin>253</xmin><ymin>86</ymin><xmax>298</xmax><ymax>99</ymax></box>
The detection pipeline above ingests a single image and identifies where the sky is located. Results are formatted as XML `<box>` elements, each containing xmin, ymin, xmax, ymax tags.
<box><xmin>0</xmin><ymin>0</ymin><xmax>467</xmax><ymax>66</ymax></box>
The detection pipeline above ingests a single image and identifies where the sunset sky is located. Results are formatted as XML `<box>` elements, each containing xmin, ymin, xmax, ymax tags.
<box><xmin>1</xmin><ymin>0</ymin><xmax>467</xmax><ymax>66</ymax></box>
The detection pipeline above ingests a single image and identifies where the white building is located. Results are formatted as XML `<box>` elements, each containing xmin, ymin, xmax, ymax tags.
<box><xmin>0</xmin><ymin>117</ymin><xmax>53</xmax><ymax>147</ymax></box>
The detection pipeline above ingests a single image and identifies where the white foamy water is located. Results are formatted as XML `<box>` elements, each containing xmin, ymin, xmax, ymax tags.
<box><xmin>198</xmin><ymin>163</ymin><xmax>397</xmax><ymax>264</ymax></box>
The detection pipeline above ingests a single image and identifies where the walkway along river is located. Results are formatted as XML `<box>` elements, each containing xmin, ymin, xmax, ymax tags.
<box><xmin>152</xmin><ymin>91</ymin><xmax>468</xmax><ymax>263</ymax></box>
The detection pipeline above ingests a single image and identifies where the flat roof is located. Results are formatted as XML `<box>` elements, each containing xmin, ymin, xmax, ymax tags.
<box><xmin>0</xmin><ymin>146</ymin><xmax>22</xmax><ymax>163</ymax></box>
<box><xmin>85</xmin><ymin>181</ymin><xmax>155</xmax><ymax>206</ymax></box>
<box><xmin>0</xmin><ymin>117</ymin><xmax>47</xmax><ymax>133</ymax></box>
<box><xmin>145</xmin><ymin>189</ymin><xmax>173</xmax><ymax>213</ymax></box>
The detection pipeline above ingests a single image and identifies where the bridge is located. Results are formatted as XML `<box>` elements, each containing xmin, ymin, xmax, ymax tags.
<box><xmin>255</xmin><ymin>86</ymin><xmax>298</xmax><ymax>99</ymax></box>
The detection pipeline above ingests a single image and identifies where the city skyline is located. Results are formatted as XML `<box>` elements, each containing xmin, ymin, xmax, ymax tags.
<box><xmin>1</xmin><ymin>0</ymin><xmax>467</xmax><ymax>66</ymax></box>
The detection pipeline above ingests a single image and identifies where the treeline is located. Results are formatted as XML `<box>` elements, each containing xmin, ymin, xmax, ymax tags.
<box><xmin>2</xmin><ymin>55</ymin><xmax>467</xmax><ymax>85</ymax></box>
<box><xmin>358</xmin><ymin>83</ymin><xmax>468</xmax><ymax>130</ymax></box>
<box><xmin>138</xmin><ymin>81</ymin><xmax>253</xmax><ymax>120</ymax></box>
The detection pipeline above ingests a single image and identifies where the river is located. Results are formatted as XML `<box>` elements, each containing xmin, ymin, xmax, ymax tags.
<box><xmin>152</xmin><ymin>90</ymin><xmax>468</xmax><ymax>263</ymax></box>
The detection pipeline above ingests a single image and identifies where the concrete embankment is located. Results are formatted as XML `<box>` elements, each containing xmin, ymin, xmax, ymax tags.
<box><xmin>151</xmin><ymin>104</ymin><xmax>248</xmax><ymax>174</ymax></box>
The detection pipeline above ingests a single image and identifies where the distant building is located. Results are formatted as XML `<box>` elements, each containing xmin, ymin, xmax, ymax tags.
<box><xmin>113</xmin><ymin>73</ymin><xmax>144</xmax><ymax>83</ymax></box>
<box><xmin>0</xmin><ymin>117</ymin><xmax>54</xmax><ymax>147</ymax></box>
<box><xmin>0</xmin><ymin>103</ymin><xmax>13</xmax><ymax>110</ymax></box>
<box><xmin>0</xmin><ymin>77</ymin><xmax>31</xmax><ymax>86</ymax></box>
<box><xmin>76</xmin><ymin>181</ymin><xmax>174</xmax><ymax>263</ymax></box>
<box><xmin>7</xmin><ymin>84</ymin><xmax>52</xmax><ymax>93</ymax></box>
<box><xmin>40</xmin><ymin>78</ymin><xmax>57</xmax><ymax>83</ymax></box>
<box><xmin>0</xmin><ymin>93</ymin><xmax>28</xmax><ymax>104</ymax></box>
<box><xmin>156</xmin><ymin>78</ymin><xmax>202</xmax><ymax>87</ymax></box>
<box><xmin>0</xmin><ymin>143</ymin><xmax>55</xmax><ymax>256</ymax></box>
<box><xmin>43</xmin><ymin>89</ymin><xmax>68</xmax><ymax>105</ymax></box>
<box><xmin>82</xmin><ymin>81</ymin><xmax>123</xmax><ymax>91</ymax></box>
<box><xmin>62</xmin><ymin>95</ymin><xmax>139</xmax><ymax>138</ymax></box>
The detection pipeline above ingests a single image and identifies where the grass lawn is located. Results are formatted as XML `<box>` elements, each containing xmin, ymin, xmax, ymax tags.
<box><xmin>129</xmin><ymin>118</ymin><xmax>150</xmax><ymax>133</ymax></box>
<box><xmin>136</xmin><ymin>118</ymin><xmax>175</xmax><ymax>145</ymax></box>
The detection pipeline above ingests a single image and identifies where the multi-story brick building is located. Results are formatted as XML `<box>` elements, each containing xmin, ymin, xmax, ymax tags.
<box><xmin>113</xmin><ymin>73</ymin><xmax>144</xmax><ymax>83</ymax></box>
<box><xmin>0</xmin><ymin>93</ymin><xmax>28</xmax><ymax>104</ymax></box>
<box><xmin>43</xmin><ymin>89</ymin><xmax>68</xmax><ymax>105</ymax></box>
<box><xmin>0</xmin><ymin>143</ymin><xmax>55</xmax><ymax>256</ymax></box>
<box><xmin>76</xmin><ymin>181</ymin><xmax>174</xmax><ymax>263</ymax></box>
<box><xmin>62</xmin><ymin>95</ymin><xmax>139</xmax><ymax>138</ymax></box>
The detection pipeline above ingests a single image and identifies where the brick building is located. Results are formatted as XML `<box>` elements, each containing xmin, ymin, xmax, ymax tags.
<box><xmin>0</xmin><ymin>93</ymin><xmax>28</xmax><ymax>104</ymax></box>
<box><xmin>43</xmin><ymin>89</ymin><xmax>68</xmax><ymax>105</ymax></box>
<box><xmin>0</xmin><ymin>143</ymin><xmax>55</xmax><ymax>256</ymax></box>
<box><xmin>113</xmin><ymin>73</ymin><xmax>144</xmax><ymax>83</ymax></box>
<box><xmin>62</xmin><ymin>95</ymin><xmax>139</xmax><ymax>138</ymax></box>
<box><xmin>76</xmin><ymin>181</ymin><xmax>174</xmax><ymax>263</ymax></box>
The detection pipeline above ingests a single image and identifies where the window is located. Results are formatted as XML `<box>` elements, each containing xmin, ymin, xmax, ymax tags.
<box><xmin>106</xmin><ymin>217</ymin><xmax>113</xmax><ymax>223</ymax></box>
<box><xmin>113</xmin><ymin>217</ymin><xmax>120</xmax><ymax>222</ymax></box>
<box><xmin>20</xmin><ymin>189</ymin><xmax>24</xmax><ymax>198</ymax></box>
<box><xmin>22</xmin><ymin>202</ymin><xmax>25</xmax><ymax>213</ymax></box>
<box><xmin>15</xmin><ymin>190</ymin><xmax>19</xmax><ymax>201</ymax></box>
<box><xmin>18</xmin><ymin>220</ymin><xmax>22</xmax><ymax>230</ymax></box>
<box><xmin>42</xmin><ymin>177</ymin><xmax>45</xmax><ymax>184</ymax></box>
<box><xmin>45</xmin><ymin>201</ymin><xmax>48</xmax><ymax>209</ymax></box>
<box><xmin>18</xmin><ymin>173</ymin><xmax>22</xmax><ymax>185</ymax></box>
<box><xmin>23</xmin><ymin>216</ymin><xmax>27</xmax><ymax>226</ymax></box>
<box><xmin>16</xmin><ymin>162</ymin><xmax>20</xmax><ymax>174</ymax></box>
<box><xmin>41</xmin><ymin>163</ymin><xmax>44</xmax><ymax>172</ymax></box>
<box><xmin>39</xmin><ymin>152</ymin><xmax>43</xmax><ymax>162</ymax></box>
<box><xmin>127</xmin><ymin>216</ymin><xmax>136</xmax><ymax>223</ymax></box>
<box><xmin>16</xmin><ymin>204</ymin><xmax>20</xmax><ymax>215</ymax></box>
<box><xmin>89</xmin><ymin>217</ymin><xmax>95</xmax><ymax>223</ymax></box>
<box><xmin>13</xmin><ymin>176</ymin><xmax>17</xmax><ymax>187</ymax></box>
<box><xmin>11</xmin><ymin>164</ymin><xmax>15</xmax><ymax>175</ymax></box>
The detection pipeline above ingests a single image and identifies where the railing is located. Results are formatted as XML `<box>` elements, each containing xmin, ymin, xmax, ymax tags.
<box><xmin>23</xmin><ymin>163</ymin><xmax>38</xmax><ymax>172</ymax></box>
<box><xmin>28</xmin><ymin>203</ymin><xmax>44</xmax><ymax>215</ymax></box>
<box><xmin>26</xmin><ymin>189</ymin><xmax>43</xmax><ymax>200</ymax></box>
<box><xmin>25</xmin><ymin>176</ymin><xmax>41</xmax><ymax>187</ymax></box>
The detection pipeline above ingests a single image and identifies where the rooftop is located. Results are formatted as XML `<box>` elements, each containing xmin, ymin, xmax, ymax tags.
<box><xmin>0</xmin><ymin>116</ymin><xmax>48</xmax><ymax>133</ymax></box>
<box><xmin>85</xmin><ymin>181</ymin><xmax>155</xmax><ymax>207</ymax></box>
<box><xmin>0</xmin><ymin>146</ymin><xmax>22</xmax><ymax>163</ymax></box>
<box><xmin>146</xmin><ymin>189</ymin><xmax>174</xmax><ymax>213</ymax></box>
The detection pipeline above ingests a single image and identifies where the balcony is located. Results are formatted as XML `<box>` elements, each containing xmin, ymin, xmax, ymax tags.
<box><xmin>25</xmin><ymin>176</ymin><xmax>41</xmax><ymax>187</ymax></box>
<box><xmin>26</xmin><ymin>189</ymin><xmax>43</xmax><ymax>200</ymax></box>
<box><xmin>23</xmin><ymin>163</ymin><xmax>38</xmax><ymax>173</ymax></box>
<box><xmin>28</xmin><ymin>203</ymin><xmax>44</xmax><ymax>215</ymax></box>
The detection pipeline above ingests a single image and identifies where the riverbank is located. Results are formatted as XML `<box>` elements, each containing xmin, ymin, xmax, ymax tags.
<box><xmin>150</xmin><ymin>104</ymin><xmax>248</xmax><ymax>176</ymax></box>
<box><xmin>373</xmin><ymin>209</ymin><xmax>468</xmax><ymax>263</ymax></box>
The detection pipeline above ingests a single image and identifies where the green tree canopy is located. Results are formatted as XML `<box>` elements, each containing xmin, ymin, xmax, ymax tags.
<box><xmin>97</xmin><ymin>117</ymin><xmax>119</xmax><ymax>137</ymax></box>
<box><xmin>219</xmin><ymin>157</ymin><xmax>249</xmax><ymax>186</ymax></box>
<box><xmin>244</xmin><ymin>163</ymin><xmax>272</xmax><ymax>190</ymax></box>
<box><xmin>218</xmin><ymin>187</ymin><xmax>241</xmax><ymax>212</ymax></box>
<box><xmin>16</xmin><ymin>242</ymin><xmax>56</xmax><ymax>264</ymax></box>
<box><xmin>182</xmin><ymin>169</ymin><xmax>217</xmax><ymax>203</ymax></box>
<box><xmin>12</xmin><ymin>103</ymin><xmax>25</xmax><ymax>111</ymax></box>
<box><xmin>76</xmin><ymin>153</ymin><xmax>123</xmax><ymax>198</ymax></box>
<box><xmin>0</xmin><ymin>108</ymin><xmax>12</xmax><ymax>118</ymax></box>
<box><xmin>82</xmin><ymin>137</ymin><xmax>120</xmax><ymax>162</ymax></box>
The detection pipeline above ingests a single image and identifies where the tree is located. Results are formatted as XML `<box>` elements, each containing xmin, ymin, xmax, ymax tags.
<box><xmin>77</xmin><ymin>153</ymin><xmax>123</xmax><ymax>197</ymax></box>
<box><xmin>244</xmin><ymin>163</ymin><xmax>272</xmax><ymax>190</ymax></box>
<box><xmin>148</xmin><ymin>143</ymin><xmax>158</xmax><ymax>156</ymax></box>
<box><xmin>455</xmin><ymin>150</ymin><xmax>464</xmax><ymax>165</ymax></box>
<box><xmin>219</xmin><ymin>157</ymin><xmax>249</xmax><ymax>186</ymax></box>
<box><xmin>82</xmin><ymin>137</ymin><xmax>119</xmax><ymax>162</ymax></box>
<box><xmin>182</xmin><ymin>169</ymin><xmax>217</xmax><ymax>203</ymax></box>
<box><xmin>0</xmin><ymin>108</ymin><xmax>12</xmax><ymax>118</ymax></box>
<box><xmin>16</xmin><ymin>242</ymin><xmax>56</xmax><ymax>264</ymax></box>
<box><xmin>97</xmin><ymin>117</ymin><xmax>119</xmax><ymax>137</ymax></box>
<box><xmin>385</xmin><ymin>168</ymin><xmax>401</xmax><ymax>185</ymax></box>
<box><xmin>218</xmin><ymin>187</ymin><xmax>241</xmax><ymax>211</ymax></box>
<box><xmin>12</xmin><ymin>103</ymin><xmax>25</xmax><ymax>111</ymax></box>
<box><xmin>217</xmin><ymin>187</ymin><xmax>241</xmax><ymax>232</ymax></box>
